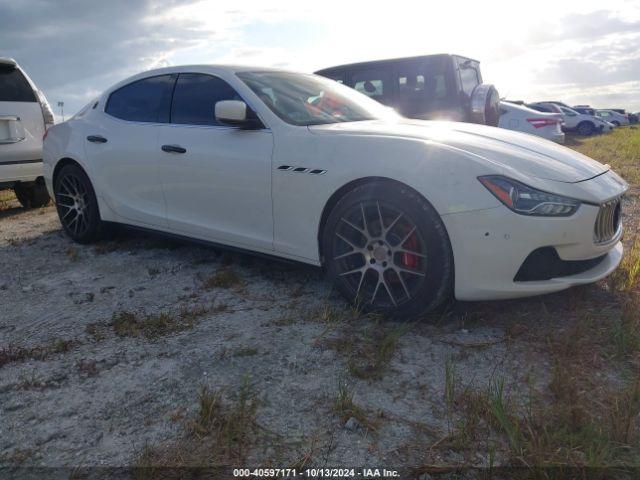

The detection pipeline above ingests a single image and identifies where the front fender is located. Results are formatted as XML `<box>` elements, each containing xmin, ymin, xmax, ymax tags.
<box><xmin>271</xmin><ymin>132</ymin><xmax>502</xmax><ymax>263</ymax></box>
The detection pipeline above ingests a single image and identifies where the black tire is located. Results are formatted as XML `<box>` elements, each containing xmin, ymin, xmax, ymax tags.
<box><xmin>322</xmin><ymin>182</ymin><xmax>453</xmax><ymax>317</ymax></box>
<box><xmin>53</xmin><ymin>163</ymin><xmax>105</xmax><ymax>243</ymax></box>
<box><xmin>14</xmin><ymin>181</ymin><xmax>50</xmax><ymax>208</ymax></box>
<box><xmin>612</xmin><ymin>121</ymin><xmax>620</xmax><ymax>127</ymax></box>
<box><xmin>576</xmin><ymin>121</ymin><xmax>594</xmax><ymax>136</ymax></box>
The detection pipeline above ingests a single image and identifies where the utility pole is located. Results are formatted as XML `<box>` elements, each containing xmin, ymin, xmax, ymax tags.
<box><xmin>57</xmin><ymin>101</ymin><xmax>65</xmax><ymax>122</ymax></box>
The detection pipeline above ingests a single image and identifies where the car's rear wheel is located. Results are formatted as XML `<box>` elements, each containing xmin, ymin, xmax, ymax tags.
<box><xmin>54</xmin><ymin>163</ymin><xmax>105</xmax><ymax>243</ymax></box>
<box><xmin>576</xmin><ymin>121</ymin><xmax>594</xmax><ymax>136</ymax></box>
<box><xmin>322</xmin><ymin>183</ymin><xmax>453</xmax><ymax>317</ymax></box>
<box><xmin>14</xmin><ymin>181</ymin><xmax>50</xmax><ymax>208</ymax></box>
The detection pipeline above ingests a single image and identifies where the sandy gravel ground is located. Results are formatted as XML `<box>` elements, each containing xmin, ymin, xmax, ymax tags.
<box><xmin>0</xmin><ymin>196</ymin><xmax>630</xmax><ymax>474</ymax></box>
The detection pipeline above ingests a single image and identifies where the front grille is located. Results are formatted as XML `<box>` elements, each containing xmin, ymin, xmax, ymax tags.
<box><xmin>594</xmin><ymin>198</ymin><xmax>621</xmax><ymax>244</ymax></box>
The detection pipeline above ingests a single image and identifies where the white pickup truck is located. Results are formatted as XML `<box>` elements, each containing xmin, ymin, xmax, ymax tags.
<box><xmin>0</xmin><ymin>57</ymin><xmax>54</xmax><ymax>207</ymax></box>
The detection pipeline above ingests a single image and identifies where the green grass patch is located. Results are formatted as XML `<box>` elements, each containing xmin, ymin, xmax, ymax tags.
<box><xmin>569</xmin><ymin>127</ymin><xmax>640</xmax><ymax>187</ymax></box>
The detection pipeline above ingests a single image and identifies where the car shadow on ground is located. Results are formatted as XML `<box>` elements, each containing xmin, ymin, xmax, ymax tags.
<box><xmin>0</xmin><ymin>205</ymin><xmax>30</xmax><ymax>220</ymax></box>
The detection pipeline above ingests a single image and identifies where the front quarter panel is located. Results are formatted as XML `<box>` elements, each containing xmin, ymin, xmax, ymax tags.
<box><xmin>271</xmin><ymin>128</ymin><xmax>501</xmax><ymax>263</ymax></box>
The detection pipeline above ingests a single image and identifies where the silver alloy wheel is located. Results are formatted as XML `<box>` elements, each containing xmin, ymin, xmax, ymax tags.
<box><xmin>56</xmin><ymin>173</ymin><xmax>90</xmax><ymax>237</ymax></box>
<box><xmin>332</xmin><ymin>201</ymin><xmax>428</xmax><ymax>307</ymax></box>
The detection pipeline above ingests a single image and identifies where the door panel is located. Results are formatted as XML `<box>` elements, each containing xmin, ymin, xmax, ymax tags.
<box><xmin>83</xmin><ymin>74</ymin><xmax>176</xmax><ymax>227</ymax></box>
<box><xmin>157</xmin><ymin>125</ymin><xmax>274</xmax><ymax>250</ymax></box>
<box><xmin>84</xmin><ymin>116</ymin><xmax>167</xmax><ymax>227</ymax></box>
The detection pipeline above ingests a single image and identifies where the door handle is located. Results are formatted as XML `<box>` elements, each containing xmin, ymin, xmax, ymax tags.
<box><xmin>87</xmin><ymin>135</ymin><xmax>108</xmax><ymax>143</ymax></box>
<box><xmin>161</xmin><ymin>144</ymin><xmax>187</xmax><ymax>154</ymax></box>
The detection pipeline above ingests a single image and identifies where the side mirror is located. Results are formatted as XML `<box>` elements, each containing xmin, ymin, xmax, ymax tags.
<box><xmin>215</xmin><ymin>100</ymin><xmax>263</xmax><ymax>129</ymax></box>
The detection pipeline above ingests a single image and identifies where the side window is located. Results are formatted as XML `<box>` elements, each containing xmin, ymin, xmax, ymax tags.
<box><xmin>351</xmin><ymin>69</ymin><xmax>390</xmax><ymax>99</ymax></box>
<box><xmin>171</xmin><ymin>73</ymin><xmax>242</xmax><ymax>126</ymax></box>
<box><xmin>0</xmin><ymin>65</ymin><xmax>36</xmax><ymax>102</ymax></box>
<box><xmin>106</xmin><ymin>75</ymin><xmax>174</xmax><ymax>123</ymax></box>
<box><xmin>397</xmin><ymin>63</ymin><xmax>449</xmax><ymax>101</ymax></box>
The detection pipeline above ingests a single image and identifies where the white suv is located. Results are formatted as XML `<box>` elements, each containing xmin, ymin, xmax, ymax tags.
<box><xmin>0</xmin><ymin>57</ymin><xmax>53</xmax><ymax>207</ymax></box>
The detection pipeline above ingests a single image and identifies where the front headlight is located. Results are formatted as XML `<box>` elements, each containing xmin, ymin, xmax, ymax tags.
<box><xmin>478</xmin><ymin>175</ymin><xmax>580</xmax><ymax>216</ymax></box>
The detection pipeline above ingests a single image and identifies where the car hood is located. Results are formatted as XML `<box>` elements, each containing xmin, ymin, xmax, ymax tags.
<box><xmin>308</xmin><ymin>119</ymin><xmax>608</xmax><ymax>183</ymax></box>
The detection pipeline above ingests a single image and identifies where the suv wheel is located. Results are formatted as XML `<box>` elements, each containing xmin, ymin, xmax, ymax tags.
<box><xmin>54</xmin><ymin>164</ymin><xmax>105</xmax><ymax>243</ymax></box>
<box><xmin>322</xmin><ymin>183</ymin><xmax>453</xmax><ymax>317</ymax></box>
<box><xmin>576</xmin><ymin>121</ymin><xmax>594</xmax><ymax>136</ymax></box>
<box><xmin>14</xmin><ymin>181</ymin><xmax>50</xmax><ymax>208</ymax></box>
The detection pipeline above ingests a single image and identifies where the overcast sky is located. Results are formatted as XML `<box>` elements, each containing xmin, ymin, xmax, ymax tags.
<box><xmin>2</xmin><ymin>0</ymin><xmax>639</xmax><ymax>120</ymax></box>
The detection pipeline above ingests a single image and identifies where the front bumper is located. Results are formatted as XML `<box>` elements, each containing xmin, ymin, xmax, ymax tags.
<box><xmin>442</xmin><ymin>200</ymin><xmax>624</xmax><ymax>301</ymax></box>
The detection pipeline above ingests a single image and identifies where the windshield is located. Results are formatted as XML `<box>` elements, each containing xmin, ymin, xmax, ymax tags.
<box><xmin>237</xmin><ymin>71</ymin><xmax>398</xmax><ymax>126</ymax></box>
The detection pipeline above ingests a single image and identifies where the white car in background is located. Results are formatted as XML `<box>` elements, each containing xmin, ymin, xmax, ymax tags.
<box><xmin>43</xmin><ymin>65</ymin><xmax>628</xmax><ymax>316</ymax></box>
<box><xmin>557</xmin><ymin>106</ymin><xmax>614</xmax><ymax>135</ymax></box>
<box><xmin>499</xmin><ymin>101</ymin><xmax>564</xmax><ymax>143</ymax></box>
<box><xmin>596</xmin><ymin>109</ymin><xmax>629</xmax><ymax>126</ymax></box>
<box><xmin>529</xmin><ymin>102</ymin><xmax>612</xmax><ymax>136</ymax></box>
<box><xmin>0</xmin><ymin>57</ymin><xmax>54</xmax><ymax>207</ymax></box>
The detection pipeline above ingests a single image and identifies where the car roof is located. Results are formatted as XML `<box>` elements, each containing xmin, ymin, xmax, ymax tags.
<box><xmin>314</xmin><ymin>53</ymin><xmax>476</xmax><ymax>74</ymax></box>
<box><xmin>139</xmin><ymin>64</ymin><xmax>292</xmax><ymax>75</ymax></box>
<box><xmin>0</xmin><ymin>57</ymin><xmax>17</xmax><ymax>66</ymax></box>
<box><xmin>502</xmin><ymin>101</ymin><xmax>559</xmax><ymax>115</ymax></box>
<box><xmin>102</xmin><ymin>64</ymin><xmax>305</xmax><ymax>95</ymax></box>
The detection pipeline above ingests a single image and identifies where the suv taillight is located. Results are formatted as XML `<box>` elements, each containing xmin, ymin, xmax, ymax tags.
<box><xmin>527</xmin><ymin>118</ymin><xmax>559</xmax><ymax>129</ymax></box>
<box><xmin>35</xmin><ymin>89</ymin><xmax>55</xmax><ymax>130</ymax></box>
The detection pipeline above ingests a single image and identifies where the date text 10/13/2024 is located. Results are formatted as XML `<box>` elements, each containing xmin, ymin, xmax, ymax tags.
<box><xmin>233</xmin><ymin>468</ymin><xmax>401</xmax><ymax>478</ymax></box>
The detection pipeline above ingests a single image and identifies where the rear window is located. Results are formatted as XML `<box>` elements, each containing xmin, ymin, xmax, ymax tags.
<box><xmin>0</xmin><ymin>65</ymin><xmax>36</xmax><ymax>102</ymax></box>
<box><xmin>105</xmin><ymin>74</ymin><xmax>175</xmax><ymax>123</ymax></box>
<box><xmin>397</xmin><ymin>61</ymin><xmax>450</xmax><ymax>101</ymax></box>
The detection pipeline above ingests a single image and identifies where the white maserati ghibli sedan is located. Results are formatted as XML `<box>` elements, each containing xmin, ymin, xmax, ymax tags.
<box><xmin>43</xmin><ymin>65</ymin><xmax>628</xmax><ymax>316</ymax></box>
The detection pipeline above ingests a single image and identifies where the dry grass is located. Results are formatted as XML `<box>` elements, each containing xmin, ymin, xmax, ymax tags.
<box><xmin>232</xmin><ymin>347</ymin><xmax>259</xmax><ymax>357</ymax></box>
<box><xmin>15</xmin><ymin>372</ymin><xmax>54</xmax><ymax>391</ymax></box>
<box><xmin>67</xmin><ymin>247</ymin><xmax>79</xmax><ymax>262</ymax></box>
<box><xmin>202</xmin><ymin>267</ymin><xmax>246</xmax><ymax>290</ymax></box>
<box><xmin>111</xmin><ymin>305</ymin><xmax>208</xmax><ymax>339</ymax></box>
<box><xmin>0</xmin><ymin>338</ymin><xmax>80</xmax><ymax>368</ymax></box>
<box><xmin>332</xmin><ymin>381</ymin><xmax>381</xmax><ymax>432</ymax></box>
<box><xmin>76</xmin><ymin>359</ymin><xmax>99</xmax><ymax>377</ymax></box>
<box><xmin>321</xmin><ymin>310</ymin><xmax>407</xmax><ymax>380</ymax></box>
<box><xmin>609</xmin><ymin>236</ymin><xmax>640</xmax><ymax>292</ymax></box>
<box><xmin>0</xmin><ymin>189</ymin><xmax>16</xmax><ymax>211</ymax></box>
<box><xmin>133</xmin><ymin>380</ymin><xmax>259</xmax><ymax>474</ymax></box>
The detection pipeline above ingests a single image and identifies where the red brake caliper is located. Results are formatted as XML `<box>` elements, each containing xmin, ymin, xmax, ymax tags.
<box><xmin>402</xmin><ymin>232</ymin><xmax>419</xmax><ymax>269</ymax></box>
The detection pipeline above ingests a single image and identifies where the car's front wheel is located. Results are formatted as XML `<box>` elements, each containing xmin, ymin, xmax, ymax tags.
<box><xmin>14</xmin><ymin>181</ymin><xmax>50</xmax><ymax>208</ymax></box>
<box><xmin>54</xmin><ymin>163</ymin><xmax>105</xmax><ymax>243</ymax></box>
<box><xmin>322</xmin><ymin>183</ymin><xmax>453</xmax><ymax>317</ymax></box>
